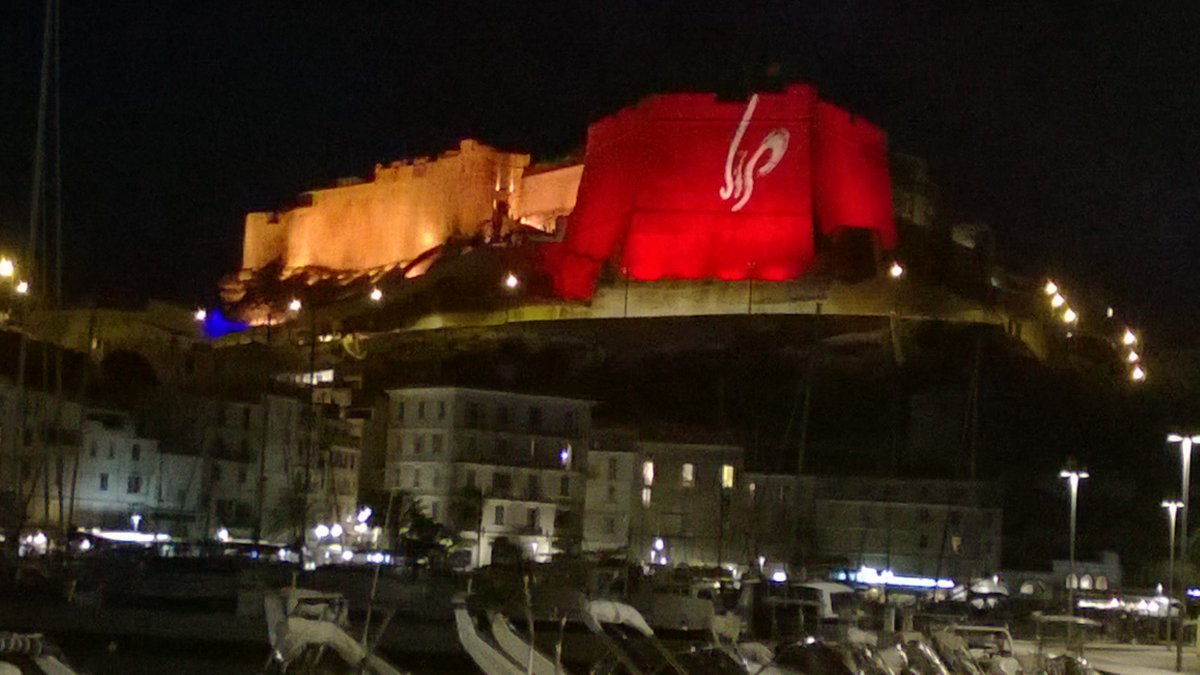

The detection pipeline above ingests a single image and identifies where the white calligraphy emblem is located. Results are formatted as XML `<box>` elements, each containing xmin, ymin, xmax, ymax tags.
<box><xmin>718</xmin><ymin>94</ymin><xmax>790</xmax><ymax>212</ymax></box>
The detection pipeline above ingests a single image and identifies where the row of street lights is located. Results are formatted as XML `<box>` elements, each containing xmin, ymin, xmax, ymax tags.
<box><xmin>1043</xmin><ymin>278</ymin><xmax>1145</xmax><ymax>382</ymax></box>
<box><xmin>195</xmin><ymin>269</ymin><xmax>525</xmax><ymax>331</ymax></box>
<box><xmin>1063</xmin><ymin>433</ymin><xmax>1199</xmax><ymax>671</ymax></box>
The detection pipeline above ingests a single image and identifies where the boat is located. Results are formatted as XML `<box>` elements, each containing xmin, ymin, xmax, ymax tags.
<box><xmin>0</xmin><ymin>632</ymin><xmax>79</xmax><ymax>674</ymax></box>
<box><xmin>262</xmin><ymin>587</ymin><xmax>406</xmax><ymax>674</ymax></box>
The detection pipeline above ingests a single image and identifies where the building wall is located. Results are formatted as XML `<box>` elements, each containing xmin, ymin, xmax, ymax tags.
<box><xmin>634</xmin><ymin>441</ymin><xmax>746</xmax><ymax>568</ymax></box>
<box><xmin>383</xmin><ymin>386</ymin><xmax>592</xmax><ymax>566</ymax></box>
<box><xmin>582</xmin><ymin>448</ymin><xmax>638</xmax><ymax>554</ymax></box>
<box><xmin>242</xmin><ymin>140</ymin><xmax>531</xmax><ymax>272</ymax></box>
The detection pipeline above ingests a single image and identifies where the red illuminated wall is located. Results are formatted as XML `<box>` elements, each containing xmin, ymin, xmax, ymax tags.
<box><xmin>543</xmin><ymin>84</ymin><xmax>895</xmax><ymax>299</ymax></box>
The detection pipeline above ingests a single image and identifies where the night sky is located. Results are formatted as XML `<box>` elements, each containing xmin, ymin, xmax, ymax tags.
<box><xmin>2</xmin><ymin>2</ymin><xmax>1199</xmax><ymax>342</ymax></box>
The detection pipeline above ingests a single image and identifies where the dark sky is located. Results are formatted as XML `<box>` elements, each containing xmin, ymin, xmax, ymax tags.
<box><xmin>2</xmin><ymin>2</ymin><xmax>1199</xmax><ymax>341</ymax></box>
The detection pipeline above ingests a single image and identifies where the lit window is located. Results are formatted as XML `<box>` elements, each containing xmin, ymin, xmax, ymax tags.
<box><xmin>641</xmin><ymin>487</ymin><xmax>652</xmax><ymax>507</ymax></box>
<box><xmin>721</xmin><ymin>464</ymin><xmax>735</xmax><ymax>489</ymax></box>
<box><xmin>1080</xmin><ymin>574</ymin><xmax>1093</xmax><ymax>590</ymax></box>
<box><xmin>642</xmin><ymin>461</ymin><xmax>654</xmax><ymax>487</ymax></box>
<box><xmin>681</xmin><ymin>463</ymin><xmax>695</xmax><ymax>487</ymax></box>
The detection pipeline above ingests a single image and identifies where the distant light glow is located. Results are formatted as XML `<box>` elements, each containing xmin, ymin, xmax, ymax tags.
<box><xmin>341</xmin><ymin>550</ymin><xmax>354</xmax><ymax>562</ymax></box>
<box><xmin>314</xmin><ymin>524</ymin><xmax>330</xmax><ymax>539</ymax></box>
<box><xmin>369</xmin><ymin>287</ymin><xmax>383</xmax><ymax>302</ymax></box>
<box><xmin>200</xmin><ymin>307</ymin><xmax>249</xmax><ymax>339</ymax></box>
<box><xmin>1131</xmin><ymin>366</ymin><xmax>1146</xmax><ymax>382</ymax></box>
<box><xmin>888</xmin><ymin>261</ymin><xmax>904</xmax><ymax>279</ymax></box>
<box><xmin>1044</xmin><ymin>280</ymin><xmax>1058</xmax><ymax>296</ymax></box>
<box><xmin>653</xmin><ymin>537</ymin><xmax>665</xmax><ymax>551</ymax></box>
<box><xmin>288</xmin><ymin>298</ymin><xmax>302</xmax><ymax>312</ymax></box>
<box><xmin>194</xmin><ymin>308</ymin><xmax>207</xmax><ymax>322</ymax></box>
<box><xmin>1127</xmin><ymin>351</ymin><xmax>1140</xmax><ymax>363</ymax></box>
<box><xmin>504</xmin><ymin>272</ymin><xmax>520</xmax><ymax>289</ymax></box>
<box><xmin>78</xmin><ymin>538</ymin><xmax>92</xmax><ymax>551</ymax></box>
<box><xmin>0</xmin><ymin>258</ymin><xmax>12</xmax><ymax>278</ymax></box>
<box><xmin>356</xmin><ymin>507</ymin><xmax>373</xmax><ymax>523</ymax></box>
<box><xmin>353</xmin><ymin>523</ymin><xmax>368</xmax><ymax>535</ymax></box>
<box><xmin>330</xmin><ymin>523</ymin><xmax>344</xmax><ymax>538</ymax></box>
<box><xmin>843</xmin><ymin>565</ymin><xmax>955</xmax><ymax>589</ymax></box>
<box><xmin>1123</xmin><ymin>329</ymin><xmax>1137</xmax><ymax>346</ymax></box>
<box><xmin>1106</xmin><ymin>307</ymin><xmax>1114</xmax><ymax>318</ymax></box>
<box><xmin>91</xmin><ymin>530</ymin><xmax>170</xmax><ymax>544</ymax></box>
<box><xmin>1050</xmin><ymin>293</ymin><xmax>1065</xmax><ymax>308</ymax></box>
<box><xmin>771</xmin><ymin>570</ymin><xmax>789</xmax><ymax>583</ymax></box>
<box><xmin>1188</xmin><ymin>588</ymin><xmax>1200</xmax><ymax>599</ymax></box>
<box><xmin>1062</xmin><ymin>308</ymin><xmax>1078</xmax><ymax>324</ymax></box>
<box><xmin>216</xmin><ymin>527</ymin><xmax>230</xmax><ymax>542</ymax></box>
<box><xmin>130</xmin><ymin>514</ymin><xmax>142</xmax><ymax>531</ymax></box>
<box><xmin>15</xmin><ymin>280</ymin><xmax>28</xmax><ymax>295</ymax></box>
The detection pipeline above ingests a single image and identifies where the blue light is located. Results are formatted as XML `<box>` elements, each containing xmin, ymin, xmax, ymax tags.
<box><xmin>201</xmin><ymin>307</ymin><xmax>248</xmax><ymax>339</ymax></box>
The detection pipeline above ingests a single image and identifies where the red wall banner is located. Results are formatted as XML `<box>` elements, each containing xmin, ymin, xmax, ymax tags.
<box><xmin>543</xmin><ymin>84</ymin><xmax>895</xmax><ymax>299</ymax></box>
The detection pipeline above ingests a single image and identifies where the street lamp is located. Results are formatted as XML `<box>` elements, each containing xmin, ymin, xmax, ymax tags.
<box><xmin>1062</xmin><ymin>308</ymin><xmax>1078</xmax><ymax>324</ymax></box>
<box><xmin>503</xmin><ymin>272</ymin><xmax>520</xmax><ymax>290</ymax></box>
<box><xmin>194</xmin><ymin>308</ymin><xmax>207</xmax><ymax>322</ymax></box>
<box><xmin>1167</xmin><ymin>434</ymin><xmax>1200</xmax><ymax>565</ymax></box>
<box><xmin>15</xmin><ymin>280</ymin><xmax>29</xmax><ymax>295</ymax></box>
<box><xmin>0</xmin><ymin>258</ymin><xmax>13</xmax><ymax>279</ymax></box>
<box><xmin>888</xmin><ymin>261</ymin><xmax>905</xmax><ymax>280</ymax></box>
<box><xmin>1163</xmin><ymin>499</ymin><xmax>1184</xmax><ymax>609</ymax></box>
<box><xmin>369</xmin><ymin>287</ymin><xmax>383</xmax><ymax>302</ymax></box>
<box><xmin>1044</xmin><ymin>280</ymin><xmax>1058</xmax><ymax>296</ymax></box>
<box><xmin>1059</xmin><ymin>467</ymin><xmax>1089</xmax><ymax>615</ymax></box>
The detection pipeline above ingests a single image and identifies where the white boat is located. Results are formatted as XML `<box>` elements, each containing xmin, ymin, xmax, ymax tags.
<box><xmin>0</xmin><ymin>633</ymin><xmax>78</xmax><ymax>675</ymax></box>
<box><xmin>263</xmin><ymin>587</ymin><xmax>406</xmax><ymax>674</ymax></box>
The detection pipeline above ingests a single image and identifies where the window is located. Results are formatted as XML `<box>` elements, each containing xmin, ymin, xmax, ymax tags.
<box><xmin>607</xmin><ymin>485</ymin><xmax>617</xmax><ymax>503</ymax></box>
<box><xmin>467</xmin><ymin>402</ymin><xmax>480</xmax><ymax>427</ymax></box>
<box><xmin>564</xmin><ymin>411</ymin><xmax>577</xmax><ymax>434</ymax></box>
<box><xmin>465</xmin><ymin>469</ymin><xmax>477</xmax><ymax>488</ymax></box>
<box><xmin>396</xmin><ymin>401</ymin><xmax>405</xmax><ymax>421</ymax></box>
<box><xmin>238</xmin><ymin>467</ymin><xmax>247</xmax><ymax>484</ymax></box>
<box><xmin>212</xmin><ymin>464</ymin><xmax>222</xmax><ymax>482</ymax></box>
<box><xmin>919</xmin><ymin>508</ymin><xmax>932</xmax><ymax>523</ymax></box>
<box><xmin>413</xmin><ymin>435</ymin><xmax>424</xmax><ymax>455</ymax></box>
<box><xmin>431</xmin><ymin>434</ymin><xmax>444</xmax><ymax>455</ymax></box>
<box><xmin>494</xmin><ymin>505</ymin><xmax>505</xmax><ymax>526</ymax></box>
<box><xmin>604</xmin><ymin>516</ymin><xmax>616</xmax><ymax>534</ymax></box>
<box><xmin>608</xmin><ymin>458</ymin><xmax>618</xmax><ymax>480</ymax></box>
<box><xmin>721</xmin><ymin>464</ymin><xmax>735</xmax><ymax>489</ymax></box>
<box><xmin>127</xmin><ymin>475</ymin><xmax>142</xmax><ymax>494</ymax></box>
<box><xmin>528</xmin><ymin>407</ymin><xmax>542</xmax><ymax>432</ymax></box>
<box><xmin>641</xmin><ymin>487</ymin><xmax>652</xmax><ymax>507</ymax></box>
<box><xmin>417</xmin><ymin>401</ymin><xmax>426</xmax><ymax>420</ymax></box>
<box><xmin>412</xmin><ymin>468</ymin><xmax>423</xmax><ymax>489</ymax></box>
<box><xmin>527</xmin><ymin>476</ymin><xmax>540</xmax><ymax>499</ymax></box>
<box><xmin>431</xmin><ymin>502</ymin><xmax>440</xmax><ymax>521</ymax></box>
<box><xmin>498</xmin><ymin>405</ymin><xmax>510</xmax><ymax>427</ymax></box>
<box><xmin>89</xmin><ymin>441</ymin><xmax>97</xmax><ymax>458</ymax></box>
<box><xmin>131</xmin><ymin>444</ymin><xmax>141</xmax><ymax>461</ymax></box>
<box><xmin>681</xmin><ymin>463</ymin><xmax>695</xmax><ymax>487</ymax></box>
<box><xmin>559</xmin><ymin>475</ymin><xmax>570</xmax><ymax>497</ymax></box>
<box><xmin>642</xmin><ymin>461</ymin><xmax>654</xmax><ymax>487</ymax></box>
<box><xmin>438</xmin><ymin>400</ymin><xmax>446</xmax><ymax>420</ymax></box>
<box><xmin>527</xmin><ymin>507</ymin><xmax>538</xmax><ymax>529</ymax></box>
<box><xmin>1080</xmin><ymin>574</ymin><xmax>1093</xmax><ymax>590</ymax></box>
<box><xmin>492</xmin><ymin>472</ymin><xmax>512</xmax><ymax>497</ymax></box>
<box><xmin>99</xmin><ymin>473</ymin><xmax>108</xmax><ymax>491</ymax></box>
<box><xmin>496</xmin><ymin>437</ymin><xmax>510</xmax><ymax>456</ymax></box>
<box><xmin>919</xmin><ymin>533</ymin><xmax>929</xmax><ymax>549</ymax></box>
<box><xmin>108</xmin><ymin>443</ymin><xmax>115</xmax><ymax>459</ymax></box>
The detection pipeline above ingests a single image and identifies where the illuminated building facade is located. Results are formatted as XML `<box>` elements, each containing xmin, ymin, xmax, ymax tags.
<box><xmin>383</xmin><ymin>387</ymin><xmax>592</xmax><ymax>567</ymax></box>
<box><xmin>224</xmin><ymin>84</ymin><xmax>897</xmax><ymax>309</ymax></box>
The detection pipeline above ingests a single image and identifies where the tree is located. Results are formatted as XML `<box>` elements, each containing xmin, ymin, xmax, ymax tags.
<box><xmin>451</xmin><ymin>485</ymin><xmax>485</xmax><ymax>567</ymax></box>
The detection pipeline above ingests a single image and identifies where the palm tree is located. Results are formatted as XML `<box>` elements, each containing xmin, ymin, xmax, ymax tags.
<box><xmin>451</xmin><ymin>485</ymin><xmax>485</xmax><ymax>567</ymax></box>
